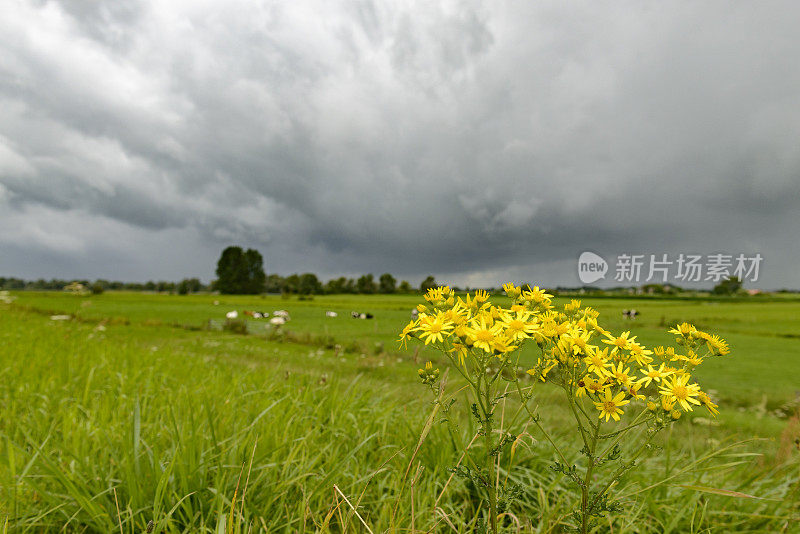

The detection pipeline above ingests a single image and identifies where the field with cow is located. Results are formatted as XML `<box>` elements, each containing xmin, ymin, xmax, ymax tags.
<box><xmin>1</xmin><ymin>290</ymin><xmax>799</xmax><ymax>532</ymax></box>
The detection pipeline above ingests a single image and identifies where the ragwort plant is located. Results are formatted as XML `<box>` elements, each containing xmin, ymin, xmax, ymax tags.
<box><xmin>400</xmin><ymin>284</ymin><xmax>730</xmax><ymax>533</ymax></box>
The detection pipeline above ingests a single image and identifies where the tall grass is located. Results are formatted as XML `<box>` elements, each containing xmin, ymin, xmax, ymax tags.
<box><xmin>1</xmin><ymin>304</ymin><xmax>798</xmax><ymax>532</ymax></box>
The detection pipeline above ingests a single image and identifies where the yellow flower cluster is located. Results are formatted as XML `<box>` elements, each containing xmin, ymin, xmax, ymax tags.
<box><xmin>401</xmin><ymin>284</ymin><xmax>728</xmax><ymax>422</ymax></box>
<box><xmin>400</xmin><ymin>285</ymin><xmax>554</xmax><ymax>364</ymax></box>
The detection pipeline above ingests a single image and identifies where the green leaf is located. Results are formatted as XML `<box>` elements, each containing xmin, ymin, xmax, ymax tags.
<box><xmin>676</xmin><ymin>484</ymin><xmax>765</xmax><ymax>500</ymax></box>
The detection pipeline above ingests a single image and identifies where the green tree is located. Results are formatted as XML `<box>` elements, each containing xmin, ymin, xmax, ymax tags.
<box><xmin>344</xmin><ymin>278</ymin><xmax>357</xmax><ymax>293</ymax></box>
<box><xmin>379</xmin><ymin>273</ymin><xmax>397</xmax><ymax>294</ymax></box>
<box><xmin>712</xmin><ymin>276</ymin><xmax>743</xmax><ymax>296</ymax></box>
<box><xmin>156</xmin><ymin>281</ymin><xmax>175</xmax><ymax>293</ymax></box>
<box><xmin>283</xmin><ymin>274</ymin><xmax>300</xmax><ymax>294</ymax></box>
<box><xmin>420</xmin><ymin>275</ymin><xmax>437</xmax><ymax>293</ymax></box>
<box><xmin>356</xmin><ymin>273</ymin><xmax>377</xmax><ymax>294</ymax></box>
<box><xmin>265</xmin><ymin>274</ymin><xmax>285</xmax><ymax>293</ymax></box>
<box><xmin>325</xmin><ymin>276</ymin><xmax>348</xmax><ymax>294</ymax></box>
<box><xmin>398</xmin><ymin>280</ymin><xmax>412</xmax><ymax>293</ymax></box>
<box><xmin>215</xmin><ymin>246</ymin><xmax>266</xmax><ymax>294</ymax></box>
<box><xmin>177</xmin><ymin>278</ymin><xmax>202</xmax><ymax>295</ymax></box>
<box><xmin>243</xmin><ymin>249</ymin><xmax>267</xmax><ymax>294</ymax></box>
<box><xmin>298</xmin><ymin>273</ymin><xmax>322</xmax><ymax>295</ymax></box>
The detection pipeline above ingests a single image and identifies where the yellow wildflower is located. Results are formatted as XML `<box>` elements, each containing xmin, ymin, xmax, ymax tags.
<box><xmin>584</xmin><ymin>347</ymin><xmax>611</xmax><ymax>377</ymax></box>
<box><xmin>669</xmin><ymin>322</ymin><xmax>696</xmax><ymax>337</ymax></box>
<box><xmin>638</xmin><ymin>363</ymin><xmax>673</xmax><ymax>387</ymax></box>
<box><xmin>449</xmin><ymin>342</ymin><xmax>469</xmax><ymax>366</ymax></box>
<box><xmin>473</xmin><ymin>289</ymin><xmax>490</xmax><ymax>304</ymax></box>
<box><xmin>659</xmin><ymin>374</ymin><xmax>702</xmax><ymax>412</ymax></box>
<box><xmin>563</xmin><ymin>328</ymin><xmax>596</xmax><ymax>355</ymax></box>
<box><xmin>609</xmin><ymin>362</ymin><xmax>634</xmax><ymax>387</ymax></box>
<box><xmin>594</xmin><ymin>389</ymin><xmax>630</xmax><ymax>422</ymax></box>
<box><xmin>491</xmin><ymin>335</ymin><xmax>518</xmax><ymax>356</ymax></box>
<box><xmin>602</xmin><ymin>330</ymin><xmax>637</xmax><ymax>352</ymax></box>
<box><xmin>702</xmin><ymin>333</ymin><xmax>730</xmax><ymax>355</ymax></box>
<box><xmin>628</xmin><ymin>342</ymin><xmax>653</xmax><ymax>366</ymax></box>
<box><xmin>500</xmin><ymin>309</ymin><xmax>538</xmax><ymax>341</ymax></box>
<box><xmin>399</xmin><ymin>320</ymin><xmax>418</xmax><ymax>348</ymax></box>
<box><xmin>417</xmin><ymin>313</ymin><xmax>454</xmax><ymax>345</ymax></box>
<box><xmin>502</xmin><ymin>282</ymin><xmax>521</xmax><ymax>299</ymax></box>
<box><xmin>577</xmin><ymin>376</ymin><xmax>606</xmax><ymax>397</ymax></box>
<box><xmin>465</xmin><ymin>316</ymin><xmax>502</xmax><ymax>353</ymax></box>
<box><xmin>697</xmin><ymin>391</ymin><xmax>720</xmax><ymax>416</ymax></box>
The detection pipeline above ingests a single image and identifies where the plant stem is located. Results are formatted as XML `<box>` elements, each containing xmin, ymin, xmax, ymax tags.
<box><xmin>597</xmin><ymin>409</ymin><xmax>650</xmax><ymax>457</ymax></box>
<box><xmin>566</xmin><ymin>387</ymin><xmax>590</xmax><ymax>449</ymax></box>
<box><xmin>512</xmin><ymin>379</ymin><xmax>570</xmax><ymax>465</ymax></box>
<box><xmin>478</xmin><ymin>361</ymin><xmax>498</xmax><ymax>534</ymax></box>
<box><xmin>581</xmin><ymin>421</ymin><xmax>601</xmax><ymax>534</ymax></box>
<box><xmin>483</xmin><ymin>412</ymin><xmax>498</xmax><ymax>534</ymax></box>
<box><xmin>588</xmin><ymin>428</ymin><xmax>660</xmax><ymax>514</ymax></box>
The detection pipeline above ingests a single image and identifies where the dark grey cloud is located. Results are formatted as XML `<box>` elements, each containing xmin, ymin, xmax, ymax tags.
<box><xmin>1</xmin><ymin>0</ymin><xmax>798</xmax><ymax>288</ymax></box>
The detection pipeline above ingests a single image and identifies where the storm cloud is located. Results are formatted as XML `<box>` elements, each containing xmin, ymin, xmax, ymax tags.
<box><xmin>1</xmin><ymin>0</ymin><xmax>798</xmax><ymax>288</ymax></box>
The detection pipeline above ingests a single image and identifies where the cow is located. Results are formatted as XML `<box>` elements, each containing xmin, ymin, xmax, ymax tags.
<box><xmin>622</xmin><ymin>309</ymin><xmax>639</xmax><ymax>320</ymax></box>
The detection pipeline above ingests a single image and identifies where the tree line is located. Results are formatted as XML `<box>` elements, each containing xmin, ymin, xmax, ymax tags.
<box><xmin>213</xmin><ymin>245</ymin><xmax>437</xmax><ymax>295</ymax></box>
<box><xmin>0</xmin><ymin>273</ymin><xmax>437</xmax><ymax>296</ymax></box>
<box><xmin>0</xmin><ymin>246</ymin><xmax>440</xmax><ymax>296</ymax></box>
<box><xmin>261</xmin><ymin>272</ymin><xmax>438</xmax><ymax>296</ymax></box>
<box><xmin>0</xmin><ymin>277</ymin><xmax>207</xmax><ymax>294</ymax></box>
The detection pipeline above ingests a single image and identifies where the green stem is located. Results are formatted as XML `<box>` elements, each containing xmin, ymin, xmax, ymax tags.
<box><xmin>581</xmin><ymin>420</ymin><xmax>601</xmax><ymax>534</ymax></box>
<box><xmin>484</xmin><ymin>414</ymin><xmax>498</xmax><ymax>534</ymax></box>
<box><xmin>597</xmin><ymin>415</ymin><xmax>652</xmax><ymax>440</ymax></box>
<box><xmin>597</xmin><ymin>409</ymin><xmax>651</xmax><ymax>458</ymax></box>
<box><xmin>566</xmin><ymin>387</ymin><xmax>591</xmax><ymax>449</ymax></box>
<box><xmin>588</xmin><ymin>427</ymin><xmax>661</xmax><ymax>514</ymax></box>
<box><xmin>479</xmin><ymin>364</ymin><xmax>498</xmax><ymax>534</ymax></box>
<box><xmin>512</xmin><ymin>379</ymin><xmax>570</xmax><ymax>465</ymax></box>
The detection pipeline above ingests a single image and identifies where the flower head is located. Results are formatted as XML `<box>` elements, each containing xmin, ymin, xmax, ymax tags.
<box><xmin>639</xmin><ymin>363</ymin><xmax>673</xmax><ymax>388</ymax></box>
<box><xmin>594</xmin><ymin>389</ymin><xmax>630</xmax><ymax>422</ymax></box>
<box><xmin>659</xmin><ymin>374</ymin><xmax>702</xmax><ymax>412</ymax></box>
<box><xmin>417</xmin><ymin>312</ymin><xmax>454</xmax><ymax>345</ymax></box>
<box><xmin>465</xmin><ymin>316</ymin><xmax>502</xmax><ymax>353</ymax></box>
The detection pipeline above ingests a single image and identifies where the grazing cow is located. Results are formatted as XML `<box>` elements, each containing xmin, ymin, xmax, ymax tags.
<box><xmin>351</xmin><ymin>311</ymin><xmax>374</xmax><ymax>319</ymax></box>
<box><xmin>243</xmin><ymin>310</ymin><xmax>255</xmax><ymax>317</ymax></box>
<box><xmin>325</xmin><ymin>311</ymin><xmax>338</xmax><ymax>317</ymax></box>
<box><xmin>411</xmin><ymin>308</ymin><xmax>419</xmax><ymax>319</ymax></box>
<box><xmin>252</xmin><ymin>312</ymin><xmax>263</xmax><ymax>318</ymax></box>
<box><xmin>622</xmin><ymin>309</ymin><xmax>639</xmax><ymax>320</ymax></box>
<box><xmin>273</xmin><ymin>310</ymin><xmax>290</xmax><ymax>318</ymax></box>
<box><xmin>269</xmin><ymin>316</ymin><xmax>286</xmax><ymax>326</ymax></box>
<box><xmin>226</xmin><ymin>310</ymin><xmax>238</xmax><ymax>319</ymax></box>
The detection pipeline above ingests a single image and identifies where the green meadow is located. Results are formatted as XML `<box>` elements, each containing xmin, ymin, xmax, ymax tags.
<box><xmin>1</xmin><ymin>291</ymin><xmax>799</xmax><ymax>532</ymax></box>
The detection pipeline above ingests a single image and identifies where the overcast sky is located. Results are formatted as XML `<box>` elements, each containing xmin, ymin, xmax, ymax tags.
<box><xmin>1</xmin><ymin>1</ymin><xmax>798</xmax><ymax>289</ymax></box>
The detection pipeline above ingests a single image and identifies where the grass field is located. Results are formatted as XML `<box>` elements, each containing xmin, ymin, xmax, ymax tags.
<box><xmin>1</xmin><ymin>291</ymin><xmax>799</xmax><ymax>532</ymax></box>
